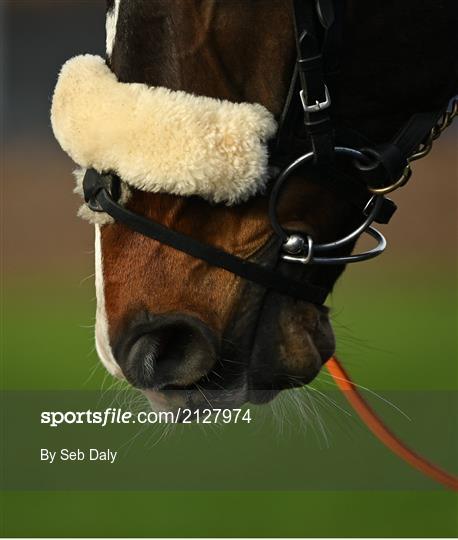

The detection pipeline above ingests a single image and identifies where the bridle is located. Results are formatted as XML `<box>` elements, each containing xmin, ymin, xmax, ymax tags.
<box><xmin>83</xmin><ymin>0</ymin><xmax>457</xmax><ymax>305</ymax></box>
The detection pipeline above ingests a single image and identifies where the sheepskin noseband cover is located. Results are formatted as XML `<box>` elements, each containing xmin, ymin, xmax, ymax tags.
<box><xmin>51</xmin><ymin>54</ymin><xmax>278</xmax><ymax>205</ymax></box>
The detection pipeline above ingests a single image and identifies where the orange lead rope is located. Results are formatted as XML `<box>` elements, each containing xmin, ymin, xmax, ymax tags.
<box><xmin>326</xmin><ymin>356</ymin><xmax>458</xmax><ymax>490</ymax></box>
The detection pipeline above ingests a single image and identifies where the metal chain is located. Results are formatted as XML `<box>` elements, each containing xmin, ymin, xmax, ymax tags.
<box><xmin>370</xmin><ymin>97</ymin><xmax>458</xmax><ymax>195</ymax></box>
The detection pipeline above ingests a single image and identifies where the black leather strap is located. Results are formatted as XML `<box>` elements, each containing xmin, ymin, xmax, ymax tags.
<box><xmin>293</xmin><ymin>0</ymin><xmax>334</xmax><ymax>162</ymax></box>
<box><xmin>355</xmin><ymin>107</ymin><xmax>448</xmax><ymax>189</ymax></box>
<box><xmin>83</xmin><ymin>170</ymin><xmax>330</xmax><ymax>305</ymax></box>
<box><xmin>275</xmin><ymin>0</ymin><xmax>336</xmax><ymax>161</ymax></box>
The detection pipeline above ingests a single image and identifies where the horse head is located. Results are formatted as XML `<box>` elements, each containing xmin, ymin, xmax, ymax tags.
<box><xmin>52</xmin><ymin>0</ymin><xmax>457</xmax><ymax>412</ymax></box>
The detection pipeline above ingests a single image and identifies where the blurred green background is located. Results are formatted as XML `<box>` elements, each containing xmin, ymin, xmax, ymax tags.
<box><xmin>1</xmin><ymin>0</ymin><xmax>457</xmax><ymax>537</ymax></box>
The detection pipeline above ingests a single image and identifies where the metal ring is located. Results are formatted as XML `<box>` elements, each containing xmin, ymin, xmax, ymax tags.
<box><xmin>269</xmin><ymin>146</ymin><xmax>387</xmax><ymax>265</ymax></box>
<box><xmin>353</xmin><ymin>147</ymin><xmax>381</xmax><ymax>172</ymax></box>
<box><xmin>269</xmin><ymin>150</ymin><xmax>315</xmax><ymax>241</ymax></box>
<box><xmin>313</xmin><ymin>195</ymin><xmax>383</xmax><ymax>252</ymax></box>
<box><xmin>369</xmin><ymin>164</ymin><xmax>412</xmax><ymax>195</ymax></box>
<box><xmin>269</xmin><ymin>146</ymin><xmax>368</xmax><ymax>241</ymax></box>
<box><xmin>312</xmin><ymin>226</ymin><xmax>387</xmax><ymax>264</ymax></box>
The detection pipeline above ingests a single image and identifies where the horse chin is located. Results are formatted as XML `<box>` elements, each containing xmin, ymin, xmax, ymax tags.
<box><xmin>243</xmin><ymin>289</ymin><xmax>335</xmax><ymax>405</ymax></box>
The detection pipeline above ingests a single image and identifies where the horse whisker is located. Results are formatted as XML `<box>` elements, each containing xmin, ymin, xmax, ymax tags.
<box><xmin>317</xmin><ymin>372</ymin><xmax>412</xmax><ymax>421</ymax></box>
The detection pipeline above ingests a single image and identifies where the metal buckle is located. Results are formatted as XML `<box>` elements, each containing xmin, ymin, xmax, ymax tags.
<box><xmin>282</xmin><ymin>235</ymin><xmax>314</xmax><ymax>265</ymax></box>
<box><xmin>300</xmin><ymin>85</ymin><xmax>331</xmax><ymax>113</ymax></box>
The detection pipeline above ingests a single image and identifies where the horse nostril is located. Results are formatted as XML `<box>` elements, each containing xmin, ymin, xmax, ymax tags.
<box><xmin>117</xmin><ymin>315</ymin><xmax>217</xmax><ymax>390</ymax></box>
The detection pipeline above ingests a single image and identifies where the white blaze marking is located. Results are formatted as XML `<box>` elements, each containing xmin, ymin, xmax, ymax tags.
<box><xmin>106</xmin><ymin>0</ymin><xmax>121</xmax><ymax>59</ymax></box>
<box><xmin>94</xmin><ymin>225</ymin><xmax>123</xmax><ymax>377</ymax></box>
<box><xmin>98</xmin><ymin>0</ymin><xmax>123</xmax><ymax>377</ymax></box>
